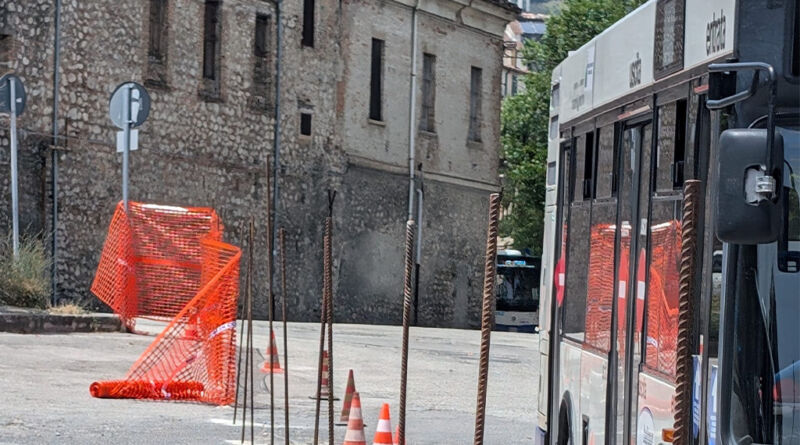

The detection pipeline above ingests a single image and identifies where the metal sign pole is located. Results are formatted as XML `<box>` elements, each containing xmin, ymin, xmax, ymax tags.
<box><xmin>9</xmin><ymin>79</ymin><xmax>19</xmax><ymax>260</ymax></box>
<box><xmin>122</xmin><ymin>85</ymin><xmax>131</xmax><ymax>211</ymax></box>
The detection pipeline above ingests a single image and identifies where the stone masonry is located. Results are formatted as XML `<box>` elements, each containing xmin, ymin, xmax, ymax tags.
<box><xmin>0</xmin><ymin>0</ymin><xmax>518</xmax><ymax>328</ymax></box>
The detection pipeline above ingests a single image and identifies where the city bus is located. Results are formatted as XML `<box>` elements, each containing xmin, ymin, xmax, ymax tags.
<box><xmin>496</xmin><ymin>250</ymin><xmax>541</xmax><ymax>332</ymax></box>
<box><xmin>536</xmin><ymin>0</ymin><xmax>800</xmax><ymax>444</ymax></box>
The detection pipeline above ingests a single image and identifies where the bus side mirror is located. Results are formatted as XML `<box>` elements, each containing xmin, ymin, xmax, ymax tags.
<box><xmin>716</xmin><ymin>129</ymin><xmax>784</xmax><ymax>244</ymax></box>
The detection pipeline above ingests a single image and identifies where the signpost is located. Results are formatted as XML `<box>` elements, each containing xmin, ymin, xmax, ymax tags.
<box><xmin>109</xmin><ymin>82</ymin><xmax>150</xmax><ymax>211</ymax></box>
<box><xmin>1</xmin><ymin>74</ymin><xmax>27</xmax><ymax>260</ymax></box>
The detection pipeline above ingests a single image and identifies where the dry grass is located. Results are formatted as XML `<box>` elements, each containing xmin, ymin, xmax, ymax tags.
<box><xmin>0</xmin><ymin>233</ymin><xmax>50</xmax><ymax>309</ymax></box>
<box><xmin>47</xmin><ymin>303</ymin><xmax>87</xmax><ymax>315</ymax></box>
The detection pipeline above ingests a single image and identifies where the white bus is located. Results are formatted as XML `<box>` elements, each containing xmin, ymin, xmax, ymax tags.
<box><xmin>536</xmin><ymin>0</ymin><xmax>800</xmax><ymax>444</ymax></box>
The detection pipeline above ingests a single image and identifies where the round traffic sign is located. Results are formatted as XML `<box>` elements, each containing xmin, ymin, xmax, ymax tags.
<box><xmin>109</xmin><ymin>82</ymin><xmax>150</xmax><ymax>129</ymax></box>
<box><xmin>0</xmin><ymin>74</ymin><xmax>26</xmax><ymax>116</ymax></box>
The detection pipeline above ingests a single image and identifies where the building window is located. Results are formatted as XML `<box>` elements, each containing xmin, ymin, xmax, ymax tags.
<box><xmin>419</xmin><ymin>53</ymin><xmax>436</xmax><ymax>132</ymax></box>
<box><xmin>511</xmin><ymin>74</ymin><xmax>518</xmax><ymax>95</ymax></box>
<box><xmin>468</xmin><ymin>66</ymin><xmax>483</xmax><ymax>142</ymax></box>
<box><xmin>146</xmin><ymin>0</ymin><xmax>169</xmax><ymax>87</ymax></box>
<box><xmin>369</xmin><ymin>38</ymin><xmax>384</xmax><ymax>122</ymax></box>
<box><xmin>582</xmin><ymin>130</ymin><xmax>595</xmax><ymax>200</ymax></box>
<box><xmin>201</xmin><ymin>0</ymin><xmax>221</xmax><ymax>98</ymax></box>
<box><xmin>252</xmin><ymin>13</ymin><xmax>271</xmax><ymax>110</ymax></box>
<box><xmin>0</xmin><ymin>33</ymin><xmax>13</xmax><ymax>68</ymax></box>
<box><xmin>302</xmin><ymin>0</ymin><xmax>314</xmax><ymax>48</ymax></box>
<box><xmin>300</xmin><ymin>113</ymin><xmax>312</xmax><ymax>136</ymax></box>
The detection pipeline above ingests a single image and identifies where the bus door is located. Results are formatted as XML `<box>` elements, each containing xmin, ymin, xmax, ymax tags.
<box><xmin>610</xmin><ymin>115</ymin><xmax>653</xmax><ymax>444</ymax></box>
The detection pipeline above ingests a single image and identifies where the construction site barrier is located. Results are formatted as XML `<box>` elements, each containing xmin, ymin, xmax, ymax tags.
<box><xmin>90</xmin><ymin>202</ymin><xmax>241</xmax><ymax>405</ymax></box>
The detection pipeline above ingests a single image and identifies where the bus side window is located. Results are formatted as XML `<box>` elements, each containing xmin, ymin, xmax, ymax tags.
<box><xmin>654</xmin><ymin>100</ymin><xmax>688</xmax><ymax>192</ymax></box>
<box><xmin>595</xmin><ymin>125</ymin><xmax>616</xmax><ymax>199</ymax></box>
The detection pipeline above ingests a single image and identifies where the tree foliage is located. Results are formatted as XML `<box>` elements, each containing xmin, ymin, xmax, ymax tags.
<box><xmin>500</xmin><ymin>0</ymin><xmax>645</xmax><ymax>253</ymax></box>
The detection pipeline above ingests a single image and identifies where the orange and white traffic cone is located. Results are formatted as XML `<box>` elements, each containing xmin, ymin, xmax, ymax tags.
<box><xmin>337</xmin><ymin>369</ymin><xmax>357</xmax><ymax>425</ymax></box>
<box><xmin>343</xmin><ymin>391</ymin><xmax>367</xmax><ymax>445</ymax></box>
<box><xmin>309</xmin><ymin>350</ymin><xmax>339</xmax><ymax>400</ymax></box>
<box><xmin>372</xmin><ymin>403</ymin><xmax>393</xmax><ymax>445</ymax></box>
<box><xmin>260</xmin><ymin>329</ymin><xmax>283</xmax><ymax>374</ymax></box>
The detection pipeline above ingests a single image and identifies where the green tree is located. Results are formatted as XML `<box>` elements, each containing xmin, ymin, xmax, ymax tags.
<box><xmin>500</xmin><ymin>0</ymin><xmax>645</xmax><ymax>253</ymax></box>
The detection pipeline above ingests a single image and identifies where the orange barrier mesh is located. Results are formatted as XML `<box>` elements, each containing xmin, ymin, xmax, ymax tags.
<box><xmin>90</xmin><ymin>202</ymin><xmax>241</xmax><ymax>405</ymax></box>
<box><xmin>585</xmin><ymin>223</ymin><xmax>617</xmax><ymax>351</ymax></box>
<box><xmin>92</xmin><ymin>202</ymin><xmax>224</xmax><ymax>330</ymax></box>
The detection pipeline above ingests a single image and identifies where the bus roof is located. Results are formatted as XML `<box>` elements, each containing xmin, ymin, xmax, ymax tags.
<box><xmin>553</xmin><ymin>0</ymin><xmax>736</xmax><ymax>124</ymax></box>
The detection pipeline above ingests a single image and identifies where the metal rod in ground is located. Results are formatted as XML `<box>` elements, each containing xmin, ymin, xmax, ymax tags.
<box><xmin>241</xmin><ymin>219</ymin><xmax>255</xmax><ymax>443</ymax></box>
<box><xmin>312</xmin><ymin>259</ymin><xmax>328</xmax><ymax>445</ymax></box>
<box><xmin>672</xmin><ymin>180</ymin><xmax>701</xmax><ymax>445</ymax></box>
<box><xmin>249</xmin><ymin>254</ymin><xmax>255</xmax><ymax>445</ymax></box>
<box><xmin>324</xmin><ymin>213</ymin><xmax>334</xmax><ymax>445</ymax></box>
<box><xmin>398</xmin><ymin>219</ymin><xmax>416</xmax><ymax>445</ymax></box>
<box><xmin>233</xmin><ymin>289</ymin><xmax>246</xmax><ymax>425</ymax></box>
<box><xmin>473</xmin><ymin>193</ymin><xmax>501</xmax><ymax>445</ymax></box>
<box><xmin>325</xmin><ymin>191</ymin><xmax>336</xmax><ymax>445</ymax></box>
<box><xmin>266</xmin><ymin>157</ymin><xmax>275</xmax><ymax>445</ymax></box>
<box><xmin>279</xmin><ymin>228</ymin><xmax>290</xmax><ymax>445</ymax></box>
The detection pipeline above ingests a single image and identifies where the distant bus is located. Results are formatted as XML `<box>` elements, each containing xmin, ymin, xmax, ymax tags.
<box><xmin>495</xmin><ymin>250</ymin><xmax>540</xmax><ymax>333</ymax></box>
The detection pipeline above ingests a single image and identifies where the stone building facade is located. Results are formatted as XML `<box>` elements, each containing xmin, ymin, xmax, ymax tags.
<box><xmin>0</xmin><ymin>0</ymin><xmax>517</xmax><ymax>328</ymax></box>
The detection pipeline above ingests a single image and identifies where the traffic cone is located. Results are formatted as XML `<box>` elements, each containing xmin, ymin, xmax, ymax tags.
<box><xmin>309</xmin><ymin>350</ymin><xmax>339</xmax><ymax>400</ymax></box>
<box><xmin>337</xmin><ymin>369</ymin><xmax>357</xmax><ymax>425</ymax></box>
<box><xmin>260</xmin><ymin>329</ymin><xmax>283</xmax><ymax>374</ymax></box>
<box><xmin>372</xmin><ymin>403</ymin><xmax>393</xmax><ymax>445</ymax></box>
<box><xmin>343</xmin><ymin>391</ymin><xmax>366</xmax><ymax>445</ymax></box>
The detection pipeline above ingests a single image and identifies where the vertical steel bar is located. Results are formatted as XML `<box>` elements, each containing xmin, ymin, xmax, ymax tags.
<box><xmin>473</xmin><ymin>193</ymin><xmax>501</xmax><ymax>445</ymax></box>
<box><xmin>673</xmin><ymin>180</ymin><xmax>702</xmax><ymax>445</ymax></box>
<box><xmin>398</xmin><ymin>219</ymin><xmax>415</xmax><ymax>445</ymax></box>
<box><xmin>9</xmin><ymin>80</ymin><xmax>19</xmax><ymax>260</ymax></box>
<box><xmin>279</xmin><ymin>228</ymin><xmax>290</xmax><ymax>445</ymax></box>
<box><xmin>312</xmin><ymin>254</ymin><xmax>327</xmax><ymax>445</ymax></box>
<box><xmin>241</xmin><ymin>219</ymin><xmax>254</xmax><ymax>443</ymax></box>
<box><xmin>266</xmin><ymin>160</ymin><xmax>275</xmax><ymax>445</ymax></box>
<box><xmin>325</xmin><ymin>212</ymin><xmax>334</xmax><ymax>445</ymax></box>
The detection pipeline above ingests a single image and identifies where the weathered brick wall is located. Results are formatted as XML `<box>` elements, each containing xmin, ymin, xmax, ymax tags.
<box><xmin>0</xmin><ymin>0</ymin><xmax>515</xmax><ymax>328</ymax></box>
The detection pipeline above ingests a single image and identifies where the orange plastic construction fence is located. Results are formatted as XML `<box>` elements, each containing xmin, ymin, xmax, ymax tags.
<box><xmin>90</xmin><ymin>202</ymin><xmax>241</xmax><ymax>405</ymax></box>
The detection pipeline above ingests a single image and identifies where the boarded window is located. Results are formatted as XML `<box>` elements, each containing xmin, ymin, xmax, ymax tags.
<box><xmin>369</xmin><ymin>38</ymin><xmax>384</xmax><ymax>121</ymax></box>
<box><xmin>251</xmin><ymin>14</ymin><xmax>271</xmax><ymax>110</ymax></box>
<box><xmin>146</xmin><ymin>0</ymin><xmax>169</xmax><ymax>86</ymax></box>
<box><xmin>302</xmin><ymin>0</ymin><xmax>314</xmax><ymax>47</ymax></box>
<box><xmin>468</xmin><ymin>67</ymin><xmax>483</xmax><ymax>142</ymax></box>
<box><xmin>419</xmin><ymin>53</ymin><xmax>436</xmax><ymax>132</ymax></box>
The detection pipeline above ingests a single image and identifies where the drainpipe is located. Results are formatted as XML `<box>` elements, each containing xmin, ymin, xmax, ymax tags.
<box><xmin>50</xmin><ymin>0</ymin><xmax>62</xmax><ymax>305</ymax></box>
<box><xmin>406</xmin><ymin>1</ymin><xmax>419</xmax><ymax>221</ymax></box>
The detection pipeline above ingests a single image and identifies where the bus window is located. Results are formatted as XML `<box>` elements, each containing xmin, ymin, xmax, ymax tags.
<box><xmin>563</xmin><ymin>141</ymin><xmax>591</xmax><ymax>342</ymax></box>
<box><xmin>584</xmin><ymin>125</ymin><xmax>617</xmax><ymax>352</ymax></box>
<box><xmin>595</xmin><ymin>126</ymin><xmax>616</xmax><ymax>200</ymax></box>
<box><xmin>654</xmin><ymin>100</ymin><xmax>688</xmax><ymax>193</ymax></box>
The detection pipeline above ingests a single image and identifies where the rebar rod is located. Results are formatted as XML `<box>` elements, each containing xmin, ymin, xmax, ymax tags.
<box><xmin>241</xmin><ymin>219</ymin><xmax>255</xmax><ymax>443</ymax></box>
<box><xmin>398</xmin><ymin>219</ymin><xmax>416</xmax><ymax>445</ymax></box>
<box><xmin>233</xmin><ymin>273</ymin><xmax>246</xmax><ymax>425</ymax></box>
<box><xmin>673</xmin><ymin>180</ymin><xmax>701</xmax><ymax>445</ymax></box>
<box><xmin>473</xmin><ymin>193</ymin><xmax>501</xmax><ymax>445</ymax></box>
<box><xmin>325</xmin><ymin>214</ymin><xmax>334</xmax><ymax>445</ymax></box>
<box><xmin>267</xmin><ymin>160</ymin><xmax>275</xmax><ymax>445</ymax></box>
<box><xmin>312</xmin><ymin>251</ymin><xmax>328</xmax><ymax>445</ymax></box>
<box><xmin>279</xmin><ymin>228</ymin><xmax>290</xmax><ymax>445</ymax></box>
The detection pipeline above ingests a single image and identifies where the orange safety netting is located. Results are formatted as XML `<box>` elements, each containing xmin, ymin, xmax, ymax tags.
<box><xmin>90</xmin><ymin>202</ymin><xmax>241</xmax><ymax>405</ymax></box>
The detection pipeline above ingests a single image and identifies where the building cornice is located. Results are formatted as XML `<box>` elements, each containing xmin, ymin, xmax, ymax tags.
<box><xmin>389</xmin><ymin>0</ymin><xmax>519</xmax><ymax>37</ymax></box>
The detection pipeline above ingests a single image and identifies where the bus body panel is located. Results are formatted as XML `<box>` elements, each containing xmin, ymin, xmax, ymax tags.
<box><xmin>579</xmin><ymin>348</ymin><xmax>608</xmax><ymax>445</ymax></box>
<box><xmin>636</xmin><ymin>373</ymin><xmax>677</xmax><ymax>445</ymax></box>
<box><xmin>559</xmin><ymin>340</ymin><xmax>584</xmax><ymax>444</ymax></box>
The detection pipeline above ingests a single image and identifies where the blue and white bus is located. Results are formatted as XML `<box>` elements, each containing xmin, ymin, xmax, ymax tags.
<box><xmin>496</xmin><ymin>250</ymin><xmax>540</xmax><ymax>333</ymax></box>
<box><xmin>536</xmin><ymin>0</ymin><xmax>800</xmax><ymax>443</ymax></box>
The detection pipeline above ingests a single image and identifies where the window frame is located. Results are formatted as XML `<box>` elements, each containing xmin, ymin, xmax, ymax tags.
<box><xmin>468</xmin><ymin>66</ymin><xmax>483</xmax><ymax>143</ymax></box>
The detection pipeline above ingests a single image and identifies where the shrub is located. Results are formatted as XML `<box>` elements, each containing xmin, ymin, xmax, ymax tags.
<box><xmin>0</xmin><ymin>233</ymin><xmax>51</xmax><ymax>309</ymax></box>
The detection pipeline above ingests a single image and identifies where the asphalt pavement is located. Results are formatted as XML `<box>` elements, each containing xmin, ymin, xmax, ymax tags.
<box><xmin>0</xmin><ymin>321</ymin><xmax>539</xmax><ymax>444</ymax></box>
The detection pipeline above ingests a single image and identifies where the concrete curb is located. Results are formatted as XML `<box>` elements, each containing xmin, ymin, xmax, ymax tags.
<box><xmin>0</xmin><ymin>307</ymin><xmax>125</xmax><ymax>334</ymax></box>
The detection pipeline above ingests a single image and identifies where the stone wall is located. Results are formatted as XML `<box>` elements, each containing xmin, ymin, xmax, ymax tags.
<box><xmin>0</xmin><ymin>0</ymin><xmax>517</xmax><ymax>328</ymax></box>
